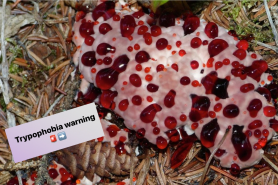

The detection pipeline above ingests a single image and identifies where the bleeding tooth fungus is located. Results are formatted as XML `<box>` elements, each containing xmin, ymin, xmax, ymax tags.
<box><xmin>73</xmin><ymin>1</ymin><xmax>277</xmax><ymax>172</ymax></box>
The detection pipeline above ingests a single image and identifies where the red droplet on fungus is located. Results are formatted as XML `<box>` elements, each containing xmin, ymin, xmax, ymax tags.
<box><xmin>183</xmin><ymin>16</ymin><xmax>200</xmax><ymax>35</ymax></box>
<box><xmin>204</xmin><ymin>22</ymin><xmax>218</xmax><ymax>38</ymax></box>
<box><xmin>99</xmin><ymin>23</ymin><xmax>112</xmax><ymax>35</ymax></box>
<box><xmin>156</xmin><ymin>136</ymin><xmax>168</xmax><ymax>149</ymax></box>
<box><xmin>263</xmin><ymin>106</ymin><xmax>276</xmax><ymax>117</ymax></box>
<box><xmin>76</xmin><ymin>11</ymin><xmax>86</xmax><ymax>22</ymax></box>
<box><xmin>151</xmin><ymin>25</ymin><xmax>162</xmax><ymax>37</ymax></box>
<box><xmin>132</xmin><ymin>11</ymin><xmax>145</xmax><ymax>19</ymax></box>
<box><xmin>230</xmin><ymin>163</ymin><xmax>241</xmax><ymax>176</ymax></box>
<box><xmin>118</xmin><ymin>99</ymin><xmax>129</xmax><ymax>111</ymax></box>
<box><xmin>233</xmin><ymin>49</ymin><xmax>247</xmax><ymax>60</ymax></box>
<box><xmin>106</xmin><ymin>125</ymin><xmax>120</xmax><ymax>137</ymax></box>
<box><xmin>236</xmin><ymin>40</ymin><xmax>248</xmax><ymax>50</ymax></box>
<box><xmin>140</xmin><ymin>104</ymin><xmax>162</xmax><ymax>123</ymax></box>
<box><xmin>191</xmin><ymin>37</ymin><xmax>202</xmax><ymax>48</ymax></box>
<box><xmin>190</xmin><ymin>60</ymin><xmax>199</xmax><ymax>70</ymax></box>
<box><xmin>120</xmin><ymin>15</ymin><xmax>136</xmax><ymax>38</ymax></box>
<box><xmin>92</xmin><ymin>1</ymin><xmax>115</xmax><ymax>21</ymax></box>
<box><xmin>208</xmin><ymin>39</ymin><xmax>229</xmax><ymax>57</ymax></box>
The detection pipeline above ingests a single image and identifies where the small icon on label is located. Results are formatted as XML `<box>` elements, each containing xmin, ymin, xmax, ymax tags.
<box><xmin>57</xmin><ymin>131</ymin><xmax>67</xmax><ymax>141</ymax></box>
<box><xmin>50</xmin><ymin>135</ymin><xmax>57</xmax><ymax>142</ymax></box>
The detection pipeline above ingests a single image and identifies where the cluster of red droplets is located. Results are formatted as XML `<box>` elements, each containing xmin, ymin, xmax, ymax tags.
<box><xmin>10</xmin><ymin>163</ymin><xmax>77</xmax><ymax>185</ymax></box>
<box><xmin>73</xmin><ymin>1</ymin><xmax>277</xmax><ymax>171</ymax></box>
<box><xmin>48</xmin><ymin>166</ymin><xmax>75</xmax><ymax>184</ymax></box>
<box><xmin>104</xmin><ymin>123</ymin><xmax>129</xmax><ymax>155</ymax></box>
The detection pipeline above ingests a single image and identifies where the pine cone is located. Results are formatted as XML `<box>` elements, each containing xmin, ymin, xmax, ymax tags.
<box><xmin>0</xmin><ymin>171</ymin><xmax>12</xmax><ymax>185</ymax></box>
<box><xmin>56</xmin><ymin>140</ymin><xmax>138</xmax><ymax>181</ymax></box>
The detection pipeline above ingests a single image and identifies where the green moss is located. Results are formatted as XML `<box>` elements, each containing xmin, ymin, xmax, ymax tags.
<box><xmin>221</xmin><ymin>0</ymin><xmax>274</xmax><ymax>46</ymax></box>
<box><xmin>0</xmin><ymin>96</ymin><xmax>6</xmax><ymax>111</ymax></box>
<box><xmin>230</xmin><ymin>6</ymin><xmax>241</xmax><ymax>20</ymax></box>
<box><xmin>6</xmin><ymin>38</ymin><xmax>22</xmax><ymax>59</ymax></box>
<box><xmin>6</xmin><ymin>38</ymin><xmax>17</xmax><ymax>46</ymax></box>
<box><xmin>232</xmin><ymin>22</ymin><xmax>274</xmax><ymax>43</ymax></box>
<box><xmin>242</xmin><ymin>0</ymin><xmax>257</xmax><ymax>10</ymax></box>
<box><xmin>11</xmin><ymin>79</ymin><xmax>20</xmax><ymax>87</ymax></box>
<box><xmin>8</xmin><ymin>45</ymin><xmax>22</xmax><ymax>60</ymax></box>
<box><xmin>47</xmin><ymin>64</ymin><xmax>54</xmax><ymax>70</ymax></box>
<box><xmin>254</xmin><ymin>30</ymin><xmax>273</xmax><ymax>43</ymax></box>
<box><xmin>22</xmin><ymin>76</ymin><xmax>27</xmax><ymax>88</ymax></box>
<box><xmin>222</xmin><ymin>3</ymin><xmax>241</xmax><ymax>23</ymax></box>
<box><xmin>9</xmin><ymin>63</ymin><xmax>23</xmax><ymax>74</ymax></box>
<box><xmin>50</xmin><ymin>49</ymin><xmax>57</xmax><ymax>57</ymax></box>
<box><xmin>41</xmin><ymin>24</ymin><xmax>46</xmax><ymax>32</ymax></box>
<box><xmin>11</xmin><ymin>98</ymin><xmax>18</xmax><ymax>104</ymax></box>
